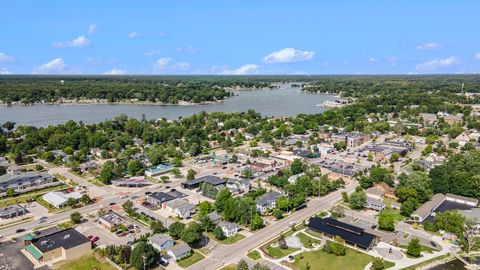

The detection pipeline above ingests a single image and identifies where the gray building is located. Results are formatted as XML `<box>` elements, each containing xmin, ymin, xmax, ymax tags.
<box><xmin>0</xmin><ymin>204</ymin><xmax>26</xmax><ymax>219</ymax></box>
<box><xmin>0</xmin><ymin>172</ymin><xmax>55</xmax><ymax>194</ymax></box>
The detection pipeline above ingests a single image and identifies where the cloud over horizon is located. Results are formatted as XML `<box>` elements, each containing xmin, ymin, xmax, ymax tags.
<box><xmin>263</xmin><ymin>48</ymin><xmax>314</xmax><ymax>64</ymax></box>
<box><xmin>52</xmin><ymin>36</ymin><xmax>91</xmax><ymax>48</ymax></box>
<box><xmin>219</xmin><ymin>64</ymin><xmax>259</xmax><ymax>75</ymax></box>
<box><xmin>32</xmin><ymin>58</ymin><xmax>66</xmax><ymax>74</ymax></box>
<box><xmin>414</xmin><ymin>56</ymin><xmax>458</xmax><ymax>73</ymax></box>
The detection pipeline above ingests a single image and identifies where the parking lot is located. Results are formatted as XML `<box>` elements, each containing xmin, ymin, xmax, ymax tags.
<box><xmin>0</xmin><ymin>237</ymin><xmax>36</xmax><ymax>270</ymax></box>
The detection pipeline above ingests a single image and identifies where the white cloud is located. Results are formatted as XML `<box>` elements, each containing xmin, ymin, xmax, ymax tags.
<box><xmin>414</xmin><ymin>56</ymin><xmax>458</xmax><ymax>72</ymax></box>
<box><xmin>154</xmin><ymin>57</ymin><xmax>190</xmax><ymax>73</ymax></box>
<box><xmin>475</xmin><ymin>53</ymin><xmax>480</xmax><ymax>60</ymax></box>
<box><xmin>144</xmin><ymin>50</ymin><xmax>162</xmax><ymax>56</ymax></box>
<box><xmin>32</xmin><ymin>58</ymin><xmax>66</xmax><ymax>74</ymax></box>
<box><xmin>416</xmin><ymin>42</ymin><xmax>443</xmax><ymax>51</ymax></box>
<box><xmin>176</xmin><ymin>46</ymin><xmax>198</xmax><ymax>54</ymax></box>
<box><xmin>263</xmin><ymin>48</ymin><xmax>314</xmax><ymax>64</ymax></box>
<box><xmin>368</xmin><ymin>57</ymin><xmax>377</xmax><ymax>63</ymax></box>
<box><xmin>0</xmin><ymin>68</ymin><xmax>12</xmax><ymax>75</ymax></box>
<box><xmin>0</xmin><ymin>52</ymin><xmax>14</xmax><ymax>63</ymax></box>
<box><xmin>128</xmin><ymin>32</ymin><xmax>143</xmax><ymax>39</ymax></box>
<box><xmin>103</xmin><ymin>68</ymin><xmax>127</xmax><ymax>75</ymax></box>
<box><xmin>53</xmin><ymin>36</ymin><xmax>91</xmax><ymax>48</ymax></box>
<box><xmin>88</xmin><ymin>24</ymin><xmax>97</xmax><ymax>35</ymax></box>
<box><xmin>219</xmin><ymin>64</ymin><xmax>259</xmax><ymax>75</ymax></box>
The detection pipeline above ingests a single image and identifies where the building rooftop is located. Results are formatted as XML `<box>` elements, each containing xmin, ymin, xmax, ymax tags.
<box><xmin>257</xmin><ymin>191</ymin><xmax>281</xmax><ymax>206</ymax></box>
<box><xmin>308</xmin><ymin>217</ymin><xmax>375</xmax><ymax>250</ymax></box>
<box><xmin>169</xmin><ymin>243</ymin><xmax>191</xmax><ymax>257</ymax></box>
<box><xmin>0</xmin><ymin>171</ymin><xmax>52</xmax><ymax>184</ymax></box>
<box><xmin>31</xmin><ymin>228</ymin><xmax>89</xmax><ymax>253</ymax></box>
<box><xmin>148</xmin><ymin>192</ymin><xmax>176</xmax><ymax>203</ymax></box>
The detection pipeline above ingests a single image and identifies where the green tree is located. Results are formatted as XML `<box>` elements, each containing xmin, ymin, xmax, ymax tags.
<box><xmin>129</xmin><ymin>242</ymin><xmax>158</xmax><ymax>270</ymax></box>
<box><xmin>290</xmin><ymin>159</ymin><xmax>304</xmax><ymax>175</ymax></box>
<box><xmin>187</xmin><ymin>169</ymin><xmax>196</xmax><ymax>180</ymax></box>
<box><xmin>406</xmin><ymin>238</ymin><xmax>421</xmax><ymax>258</ymax></box>
<box><xmin>127</xmin><ymin>159</ymin><xmax>144</xmax><ymax>176</ymax></box>
<box><xmin>5</xmin><ymin>188</ymin><xmax>15</xmax><ymax>197</ymax></box>
<box><xmin>70</xmin><ymin>212</ymin><xmax>82</xmax><ymax>224</ymax></box>
<box><xmin>150</xmin><ymin>221</ymin><xmax>166</xmax><ymax>234</ymax></box>
<box><xmin>181</xmin><ymin>223</ymin><xmax>203</xmax><ymax>245</ymax></box>
<box><xmin>400</xmin><ymin>197</ymin><xmax>419</xmax><ymax>217</ymax></box>
<box><xmin>81</xmin><ymin>194</ymin><xmax>91</xmax><ymax>204</ymax></box>
<box><xmin>251</xmin><ymin>213</ymin><xmax>264</xmax><ymax>230</ymax></box>
<box><xmin>0</xmin><ymin>166</ymin><xmax>6</xmax><ymax>176</ymax></box>
<box><xmin>198</xmin><ymin>201</ymin><xmax>214</xmax><ymax>215</ymax></box>
<box><xmin>434</xmin><ymin>210</ymin><xmax>465</xmax><ymax>237</ymax></box>
<box><xmin>349</xmin><ymin>191</ymin><xmax>366</xmax><ymax>210</ymax></box>
<box><xmin>99</xmin><ymin>160</ymin><xmax>116</xmax><ymax>184</ymax></box>
<box><xmin>378</xmin><ymin>212</ymin><xmax>395</xmax><ymax>232</ymax></box>
<box><xmin>168</xmin><ymin>221</ymin><xmax>185</xmax><ymax>239</ymax></box>
<box><xmin>213</xmin><ymin>226</ymin><xmax>226</xmax><ymax>240</ymax></box>
<box><xmin>242</xmin><ymin>169</ymin><xmax>254</xmax><ymax>179</ymax></box>
<box><xmin>370</xmin><ymin>257</ymin><xmax>385</xmax><ymax>270</ymax></box>
<box><xmin>237</xmin><ymin>259</ymin><xmax>249</xmax><ymax>270</ymax></box>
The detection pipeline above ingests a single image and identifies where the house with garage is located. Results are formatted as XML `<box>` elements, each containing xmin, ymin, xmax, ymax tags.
<box><xmin>167</xmin><ymin>243</ymin><xmax>192</xmax><ymax>261</ymax></box>
<box><xmin>148</xmin><ymin>234</ymin><xmax>174</xmax><ymax>252</ymax></box>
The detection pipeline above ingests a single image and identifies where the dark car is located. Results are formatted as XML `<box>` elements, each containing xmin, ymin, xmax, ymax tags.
<box><xmin>165</xmin><ymin>186</ymin><xmax>171</xmax><ymax>189</ymax></box>
<box><xmin>15</xmin><ymin>229</ymin><xmax>25</xmax><ymax>233</ymax></box>
<box><xmin>109</xmin><ymin>202</ymin><xmax>116</xmax><ymax>206</ymax></box>
<box><xmin>87</xmin><ymin>235</ymin><xmax>94</xmax><ymax>240</ymax></box>
<box><xmin>430</xmin><ymin>241</ymin><xmax>437</xmax><ymax>247</ymax></box>
<box><xmin>91</xmin><ymin>236</ymin><xmax>100</xmax><ymax>243</ymax></box>
<box><xmin>145</xmin><ymin>191</ymin><xmax>152</xmax><ymax>195</ymax></box>
<box><xmin>371</xmin><ymin>225</ymin><xmax>377</xmax><ymax>230</ymax></box>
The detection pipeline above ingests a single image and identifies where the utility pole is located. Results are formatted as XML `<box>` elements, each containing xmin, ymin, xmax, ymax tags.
<box><xmin>142</xmin><ymin>254</ymin><xmax>146</xmax><ymax>270</ymax></box>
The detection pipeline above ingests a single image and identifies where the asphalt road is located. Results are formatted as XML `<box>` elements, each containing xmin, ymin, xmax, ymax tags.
<box><xmin>187</xmin><ymin>181</ymin><xmax>359</xmax><ymax>270</ymax></box>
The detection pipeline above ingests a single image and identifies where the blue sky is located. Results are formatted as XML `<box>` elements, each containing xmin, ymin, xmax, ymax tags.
<box><xmin>1</xmin><ymin>0</ymin><xmax>479</xmax><ymax>75</ymax></box>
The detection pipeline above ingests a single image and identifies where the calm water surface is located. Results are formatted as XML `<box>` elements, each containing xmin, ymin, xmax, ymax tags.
<box><xmin>0</xmin><ymin>84</ymin><xmax>335</xmax><ymax>127</ymax></box>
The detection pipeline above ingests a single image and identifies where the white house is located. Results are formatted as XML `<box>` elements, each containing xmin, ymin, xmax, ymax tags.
<box><xmin>256</xmin><ymin>191</ymin><xmax>281</xmax><ymax>214</ymax></box>
<box><xmin>218</xmin><ymin>222</ymin><xmax>239</xmax><ymax>238</ymax></box>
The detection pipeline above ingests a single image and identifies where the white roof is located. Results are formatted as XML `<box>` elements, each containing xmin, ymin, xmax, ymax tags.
<box><xmin>42</xmin><ymin>191</ymin><xmax>82</xmax><ymax>207</ymax></box>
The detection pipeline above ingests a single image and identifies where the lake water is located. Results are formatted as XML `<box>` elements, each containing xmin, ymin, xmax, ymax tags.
<box><xmin>0</xmin><ymin>84</ymin><xmax>335</xmax><ymax>127</ymax></box>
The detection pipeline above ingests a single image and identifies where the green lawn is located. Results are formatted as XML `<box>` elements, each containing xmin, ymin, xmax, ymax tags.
<box><xmin>220</xmin><ymin>264</ymin><xmax>237</xmax><ymax>270</ymax></box>
<box><xmin>400</xmin><ymin>244</ymin><xmax>436</xmax><ymax>254</ymax></box>
<box><xmin>296</xmin><ymin>232</ymin><xmax>322</xmax><ymax>248</ymax></box>
<box><xmin>247</xmin><ymin>250</ymin><xmax>261</xmax><ymax>260</ymax></box>
<box><xmin>264</xmin><ymin>244</ymin><xmax>299</xmax><ymax>259</ymax></box>
<box><xmin>56</xmin><ymin>255</ymin><xmax>117</xmax><ymax>270</ymax></box>
<box><xmin>218</xmin><ymin>234</ymin><xmax>245</xmax><ymax>245</ymax></box>
<box><xmin>401</xmin><ymin>254</ymin><xmax>451</xmax><ymax>270</ymax></box>
<box><xmin>379</xmin><ymin>207</ymin><xmax>405</xmax><ymax>222</ymax></box>
<box><xmin>292</xmin><ymin>247</ymin><xmax>372</xmax><ymax>270</ymax></box>
<box><xmin>385</xmin><ymin>260</ymin><xmax>395</xmax><ymax>269</ymax></box>
<box><xmin>177</xmin><ymin>252</ymin><xmax>205</xmax><ymax>268</ymax></box>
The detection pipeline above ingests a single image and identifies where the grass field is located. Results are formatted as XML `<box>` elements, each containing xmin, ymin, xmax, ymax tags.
<box><xmin>220</xmin><ymin>264</ymin><xmax>237</xmax><ymax>270</ymax></box>
<box><xmin>292</xmin><ymin>247</ymin><xmax>372</xmax><ymax>270</ymax></box>
<box><xmin>218</xmin><ymin>234</ymin><xmax>245</xmax><ymax>245</ymax></box>
<box><xmin>379</xmin><ymin>207</ymin><xmax>405</xmax><ymax>222</ymax></box>
<box><xmin>264</xmin><ymin>243</ymin><xmax>300</xmax><ymax>259</ymax></box>
<box><xmin>296</xmin><ymin>232</ymin><xmax>322</xmax><ymax>248</ymax></box>
<box><xmin>56</xmin><ymin>255</ymin><xmax>117</xmax><ymax>270</ymax></box>
<box><xmin>177</xmin><ymin>252</ymin><xmax>205</xmax><ymax>268</ymax></box>
<box><xmin>247</xmin><ymin>250</ymin><xmax>261</xmax><ymax>260</ymax></box>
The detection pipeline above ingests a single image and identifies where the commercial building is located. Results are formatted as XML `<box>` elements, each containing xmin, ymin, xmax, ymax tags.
<box><xmin>307</xmin><ymin>217</ymin><xmax>376</xmax><ymax>251</ymax></box>
<box><xmin>144</xmin><ymin>163</ymin><xmax>173</xmax><ymax>177</ymax></box>
<box><xmin>42</xmin><ymin>191</ymin><xmax>82</xmax><ymax>208</ymax></box>
<box><xmin>181</xmin><ymin>175</ymin><xmax>227</xmax><ymax>190</ymax></box>
<box><xmin>24</xmin><ymin>228</ymin><xmax>91</xmax><ymax>264</ymax></box>
<box><xmin>412</xmin><ymin>193</ymin><xmax>478</xmax><ymax>222</ymax></box>
<box><xmin>111</xmin><ymin>176</ymin><xmax>152</xmax><ymax>187</ymax></box>
<box><xmin>0</xmin><ymin>172</ymin><xmax>57</xmax><ymax>195</ymax></box>
<box><xmin>0</xmin><ymin>204</ymin><xmax>26</xmax><ymax>219</ymax></box>
<box><xmin>97</xmin><ymin>211</ymin><xmax>132</xmax><ymax>230</ymax></box>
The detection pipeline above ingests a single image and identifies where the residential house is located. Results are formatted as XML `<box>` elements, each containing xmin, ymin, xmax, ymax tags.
<box><xmin>148</xmin><ymin>234</ymin><xmax>174</xmax><ymax>251</ymax></box>
<box><xmin>167</xmin><ymin>243</ymin><xmax>192</xmax><ymax>261</ymax></box>
<box><xmin>365</xmin><ymin>187</ymin><xmax>384</xmax><ymax>201</ymax></box>
<box><xmin>443</xmin><ymin>114</ymin><xmax>463</xmax><ymax>125</ymax></box>
<box><xmin>420</xmin><ymin>113</ymin><xmax>438</xmax><ymax>127</ymax></box>
<box><xmin>256</xmin><ymin>191</ymin><xmax>281</xmax><ymax>214</ymax></box>
<box><xmin>218</xmin><ymin>222</ymin><xmax>239</xmax><ymax>237</ymax></box>
<box><xmin>208</xmin><ymin>212</ymin><xmax>222</xmax><ymax>224</ymax></box>
<box><xmin>226</xmin><ymin>179</ymin><xmax>250</xmax><ymax>194</ymax></box>
<box><xmin>288</xmin><ymin>173</ymin><xmax>305</xmax><ymax>184</ymax></box>
<box><xmin>24</xmin><ymin>228</ymin><xmax>91</xmax><ymax>264</ymax></box>
<box><xmin>365</xmin><ymin>197</ymin><xmax>385</xmax><ymax>212</ymax></box>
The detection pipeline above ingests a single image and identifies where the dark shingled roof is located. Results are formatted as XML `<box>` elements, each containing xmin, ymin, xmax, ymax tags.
<box><xmin>31</xmin><ymin>228</ymin><xmax>90</xmax><ymax>253</ymax></box>
<box><xmin>308</xmin><ymin>217</ymin><xmax>375</xmax><ymax>249</ymax></box>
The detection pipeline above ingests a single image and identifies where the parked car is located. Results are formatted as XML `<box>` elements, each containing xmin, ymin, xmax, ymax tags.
<box><xmin>430</xmin><ymin>241</ymin><xmax>437</xmax><ymax>247</ymax></box>
<box><xmin>159</xmin><ymin>257</ymin><xmax>169</xmax><ymax>266</ymax></box>
<box><xmin>131</xmin><ymin>195</ymin><xmax>139</xmax><ymax>199</ymax></box>
<box><xmin>87</xmin><ymin>235</ymin><xmax>94</xmax><ymax>240</ymax></box>
<box><xmin>91</xmin><ymin>236</ymin><xmax>100</xmax><ymax>243</ymax></box>
<box><xmin>145</xmin><ymin>191</ymin><xmax>152</xmax><ymax>195</ymax></box>
<box><xmin>109</xmin><ymin>202</ymin><xmax>116</xmax><ymax>206</ymax></box>
<box><xmin>15</xmin><ymin>229</ymin><xmax>25</xmax><ymax>233</ymax></box>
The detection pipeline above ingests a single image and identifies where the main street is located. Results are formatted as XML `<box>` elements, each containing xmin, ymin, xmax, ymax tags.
<box><xmin>188</xmin><ymin>181</ymin><xmax>359</xmax><ymax>270</ymax></box>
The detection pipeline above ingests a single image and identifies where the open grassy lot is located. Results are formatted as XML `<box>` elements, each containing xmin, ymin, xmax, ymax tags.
<box><xmin>247</xmin><ymin>250</ymin><xmax>261</xmax><ymax>260</ymax></box>
<box><xmin>220</xmin><ymin>264</ymin><xmax>237</xmax><ymax>270</ymax></box>
<box><xmin>296</xmin><ymin>232</ymin><xmax>322</xmax><ymax>248</ymax></box>
<box><xmin>177</xmin><ymin>251</ymin><xmax>205</xmax><ymax>268</ymax></box>
<box><xmin>219</xmin><ymin>234</ymin><xmax>245</xmax><ymax>245</ymax></box>
<box><xmin>263</xmin><ymin>243</ymin><xmax>300</xmax><ymax>259</ymax></box>
<box><xmin>56</xmin><ymin>255</ymin><xmax>117</xmax><ymax>270</ymax></box>
<box><xmin>379</xmin><ymin>207</ymin><xmax>405</xmax><ymax>222</ymax></box>
<box><xmin>292</xmin><ymin>247</ymin><xmax>372</xmax><ymax>270</ymax></box>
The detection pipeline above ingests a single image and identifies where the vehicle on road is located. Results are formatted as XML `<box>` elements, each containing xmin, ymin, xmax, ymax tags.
<box><xmin>145</xmin><ymin>191</ymin><xmax>152</xmax><ymax>195</ymax></box>
<box><xmin>15</xmin><ymin>229</ymin><xmax>25</xmax><ymax>233</ymax></box>
<box><xmin>430</xmin><ymin>241</ymin><xmax>437</xmax><ymax>247</ymax></box>
<box><xmin>109</xmin><ymin>202</ymin><xmax>116</xmax><ymax>206</ymax></box>
<box><xmin>131</xmin><ymin>195</ymin><xmax>139</xmax><ymax>199</ymax></box>
<box><xmin>121</xmin><ymin>195</ymin><xmax>128</xmax><ymax>199</ymax></box>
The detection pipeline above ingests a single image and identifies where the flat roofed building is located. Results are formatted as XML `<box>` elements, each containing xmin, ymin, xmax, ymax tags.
<box><xmin>181</xmin><ymin>175</ymin><xmax>227</xmax><ymax>190</ymax></box>
<box><xmin>0</xmin><ymin>171</ymin><xmax>56</xmax><ymax>194</ymax></box>
<box><xmin>146</xmin><ymin>192</ymin><xmax>176</xmax><ymax>207</ymax></box>
<box><xmin>308</xmin><ymin>217</ymin><xmax>376</xmax><ymax>251</ymax></box>
<box><xmin>0</xmin><ymin>204</ymin><xmax>26</xmax><ymax>219</ymax></box>
<box><xmin>42</xmin><ymin>191</ymin><xmax>82</xmax><ymax>208</ymax></box>
<box><xmin>144</xmin><ymin>163</ymin><xmax>174</xmax><ymax>177</ymax></box>
<box><xmin>24</xmin><ymin>228</ymin><xmax>91</xmax><ymax>263</ymax></box>
<box><xmin>97</xmin><ymin>211</ymin><xmax>131</xmax><ymax>230</ymax></box>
